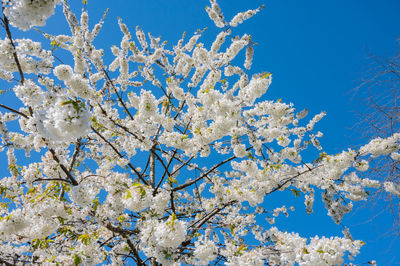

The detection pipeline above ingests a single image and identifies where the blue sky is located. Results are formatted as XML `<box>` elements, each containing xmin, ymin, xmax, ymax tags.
<box><xmin>2</xmin><ymin>0</ymin><xmax>400</xmax><ymax>264</ymax></box>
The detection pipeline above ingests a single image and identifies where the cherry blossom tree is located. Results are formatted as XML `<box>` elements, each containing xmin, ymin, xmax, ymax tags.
<box><xmin>356</xmin><ymin>42</ymin><xmax>400</xmax><ymax>235</ymax></box>
<box><xmin>0</xmin><ymin>0</ymin><xmax>399</xmax><ymax>265</ymax></box>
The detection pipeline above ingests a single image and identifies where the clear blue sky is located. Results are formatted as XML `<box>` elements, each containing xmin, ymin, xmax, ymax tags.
<box><xmin>3</xmin><ymin>0</ymin><xmax>400</xmax><ymax>264</ymax></box>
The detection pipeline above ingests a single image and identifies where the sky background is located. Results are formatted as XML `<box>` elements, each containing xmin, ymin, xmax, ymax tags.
<box><xmin>2</xmin><ymin>0</ymin><xmax>400</xmax><ymax>264</ymax></box>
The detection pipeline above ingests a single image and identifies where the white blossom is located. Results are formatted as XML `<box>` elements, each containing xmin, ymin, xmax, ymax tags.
<box><xmin>3</xmin><ymin>0</ymin><xmax>60</xmax><ymax>31</ymax></box>
<box><xmin>154</xmin><ymin>215</ymin><xmax>187</xmax><ymax>248</ymax></box>
<box><xmin>384</xmin><ymin>181</ymin><xmax>400</xmax><ymax>196</ymax></box>
<box><xmin>54</xmin><ymin>64</ymin><xmax>73</xmax><ymax>81</ymax></box>
<box><xmin>35</xmin><ymin>98</ymin><xmax>91</xmax><ymax>142</ymax></box>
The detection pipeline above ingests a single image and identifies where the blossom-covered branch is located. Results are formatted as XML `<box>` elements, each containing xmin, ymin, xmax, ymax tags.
<box><xmin>0</xmin><ymin>0</ymin><xmax>397</xmax><ymax>265</ymax></box>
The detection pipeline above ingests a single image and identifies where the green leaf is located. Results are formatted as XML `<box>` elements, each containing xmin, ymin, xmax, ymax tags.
<box><xmin>50</xmin><ymin>40</ymin><xmax>60</xmax><ymax>49</ymax></box>
<box><xmin>73</xmin><ymin>254</ymin><xmax>82</xmax><ymax>266</ymax></box>
<box><xmin>124</xmin><ymin>190</ymin><xmax>132</xmax><ymax>199</ymax></box>
<box><xmin>117</xmin><ymin>215</ymin><xmax>126</xmax><ymax>222</ymax></box>
<box><xmin>78</xmin><ymin>232</ymin><xmax>91</xmax><ymax>245</ymax></box>
<box><xmin>92</xmin><ymin>197</ymin><xmax>100</xmax><ymax>212</ymax></box>
<box><xmin>167</xmin><ymin>176</ymin><xmax>177</xmax><ymax>185</ymax></box>
<box><xmin>163</xmin><ymin>250</ymin><xmax>171</xmax><ymax>260</ymax></box>
<box><xmin>291</xmin><ymin>189</ymin><xmax>301</xmax><ymax>197</ymax></box>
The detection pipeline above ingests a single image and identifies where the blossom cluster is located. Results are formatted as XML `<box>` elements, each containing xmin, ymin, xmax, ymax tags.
<box><xmin>35</xmin><ymin>98</ymin><xmax>91</xmax><ymax>141</ymax></box>
<box><xmin>3</xmin><ymin>0</ymin><xmax>60</xmax><ymax>31</ymax></box>
<box><xmin>0</xmin><ymin>38</ymin><xmax>53</xmax><ymax>78</ymax></box>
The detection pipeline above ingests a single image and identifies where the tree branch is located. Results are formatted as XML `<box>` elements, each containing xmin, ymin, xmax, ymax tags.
<box><xmin>172</xmin><ymin>154</ymin><xmax>237</xmax><ymax>192</ymax></box>
<box><xmin>2</xmin><ymin>11</ymin><xmax>24</xmax><ymax>85</ymax></box>
<box><xmin>91</xmin><ymin>126</ymin><xmax>148</xmax><ymax>185</ymax></box>
<box><xmin>0</xmin><ymin>104</ymin><xmax>28</xmax><ymax>118</ymax></box>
